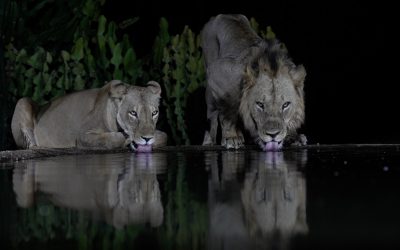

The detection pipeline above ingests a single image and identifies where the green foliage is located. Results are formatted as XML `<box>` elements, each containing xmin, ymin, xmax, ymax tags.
<box><xmin>5</xmin><ymin>15</ymin><xmax>142</xmax><ymax>104</ymax></box>
<box><xmin>159</xmin><ymin>26</ymin><xmax>205</xmax><ymax>145</ymax></box>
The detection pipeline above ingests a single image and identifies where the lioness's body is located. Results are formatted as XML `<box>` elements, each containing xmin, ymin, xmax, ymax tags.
<box><xmin>12</xmin><ymin>80</ymin><xmax>167</xmax><ymax>149</ymax></box>
<box><xmin>201</xmin><ymin>14</ymin><xmax>307</xmax><ymax>150</ymax></box>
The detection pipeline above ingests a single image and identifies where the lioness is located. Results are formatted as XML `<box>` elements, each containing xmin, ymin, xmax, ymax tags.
<box><xmin>201</xmin><ymin>14</ymin><xmax>307</xmax><ymax>151</ymax></box>
<box><xmin>11</xmin><ymin>80</ymin><xmax>167</xmax><ymax>152</ymax></box>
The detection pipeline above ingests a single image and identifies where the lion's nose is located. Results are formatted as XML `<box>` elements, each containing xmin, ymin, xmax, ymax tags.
<box><xmin>265</xmin><ymin>131</ymin><xmax>280</xmax><ymax>139</ymax></box>
<box><xmin>141</xmin><ymin>136</ymin><xmax>153</xmax><ymax>143</ymax></box>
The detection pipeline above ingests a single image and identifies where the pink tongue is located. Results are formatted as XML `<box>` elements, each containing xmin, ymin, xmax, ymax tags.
<box><xmin>263</xmin><ymin>141</ymin><xmax>281</xmax><ymax>151</ymax></box>
<box><xmin>135</xmin><ymin>145</ymin><xmax>152</xmax><ymax>153</ymax></box>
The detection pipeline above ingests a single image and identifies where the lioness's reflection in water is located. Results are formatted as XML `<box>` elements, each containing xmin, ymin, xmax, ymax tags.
<box><xmin>206</xmin><ymin>151</ymin><xmax>308</xmax><ymax>250</ymax></box>
<box><xmin>12</xmin><ymin>153</ymin><xmax>166</xmax><ymax>229</ymax></box>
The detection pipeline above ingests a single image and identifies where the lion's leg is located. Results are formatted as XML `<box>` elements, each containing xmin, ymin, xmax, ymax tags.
<box><xmin>203</xmin><ymin>86</ymin><xmax>218</xmax><ymax>146</ymax></box>
<box><xmin>219</xmin><ymin>115</ymin><xmax>244</xmax><ymax>149</ymax></box>
<box><xmin>78</xmin><ymin>130</ymin><xmax>128</xmax><ymax>149</ymax></box>
<box><xmin>11</xmin><ymin>98</ymin><xmax>38</xmax><ymax>149</ymax></box>
<box><xmin>13</xmin><ymin>161</ymin><xmax>35</xmax><ymax>207</ymax></box>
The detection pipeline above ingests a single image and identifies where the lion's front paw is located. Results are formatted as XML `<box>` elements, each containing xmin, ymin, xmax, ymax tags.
<box><xmin>202</xmin><ymin>131</ymin><xmax>214</xmax><ymax>146</ymax></box>
<box><xmin>290</xmin><ymin>134</ymin><xmax>307</xmax><ymax>147</ymax></box>
<box><xmin>222</xmin><ymin>135</ymin><xmax>244</xmax><ymax>149</ymax></box>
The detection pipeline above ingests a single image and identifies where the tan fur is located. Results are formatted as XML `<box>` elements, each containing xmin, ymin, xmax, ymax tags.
<box><xmin>13</xmin><ymin>153</ymin><xmax>166</xmax><ymax>228</ymax></box>
<box><xmin>201</xmin><ymin>14</ymin><xmax>307</xmax><ymax>149</ymax></box>
<box><xmin>239</xmin><ymin>60</ymin><xmax>306</xmax><ymax>148</ymax></box>
<box><xmin>11</xmin><ymin>80</ymin><xmax>167</xmax><ymax>149</ymax></box>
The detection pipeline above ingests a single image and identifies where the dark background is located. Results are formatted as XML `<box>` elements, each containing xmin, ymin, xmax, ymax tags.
<box><xmin>101</xmin><ymin>0</ymin><xmax>398</xmax><ymax>144</ymax></box>
<box><xmin>1</xmin><ymin>0</ymin><xmax>398</xmax><ymax>147</ymax></box>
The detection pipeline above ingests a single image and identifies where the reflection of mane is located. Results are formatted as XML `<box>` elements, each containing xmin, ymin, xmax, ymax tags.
<box><xmin>205</xmin><ymin>151</ymin><xmax>308</xmax><ymax>250</ymax></box>
<box><xmin>241</xmin><ymin>152</ymin><xmax>308</xmax><ymax>242</ymax></box>
<box><xmin>12</xmin><ymin>153</ymin><xmax>166</xmax><ymax>229</ymax></box>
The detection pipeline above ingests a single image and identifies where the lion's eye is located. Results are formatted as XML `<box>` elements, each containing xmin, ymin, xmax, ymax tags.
<box><xmin>152</xmin><ymin>110</ymin><xmax>159</xmax><ymax>116</ymax></box>
<box><xmin>282</xmin><ymin>102</ymin><xmax>291</xmax><ymax>110</ymax></box>
<box><xmin>129</xmin><ymin>111</ymin><xmax>137</xmax><ymax>117</ymax></box>
<box><xmin>256</xmin><ymin>101</ymin><xmax>264</xmax><ymax>110</ymax></box>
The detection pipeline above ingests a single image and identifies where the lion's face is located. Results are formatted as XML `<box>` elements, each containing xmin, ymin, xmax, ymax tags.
<box><xmin>240</xmin><ymin>64</ymin><xmax>306</xmax><ymax>151</ymax></box>
<box><xmin>113</xmin><ymin>81</ymin><xmax>161</xmax><ymax>152</ymax></box>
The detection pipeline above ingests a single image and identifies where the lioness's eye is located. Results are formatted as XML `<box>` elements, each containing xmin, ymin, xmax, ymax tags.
<box><xmin>256</xmin><ymin>101</ymin><xmax>264</xmax><ymax>110</ymax></box>
<box><xmin>282</xmin><ymin>102</ymin><xmax>291</xmax><ymax>110</ymax></box>
<box><xmin>152</xmin><ymin>110</ymin><xmax>159</xmax><ymax>116</ymax></box>
<box><xmin>129</xmin><ymin>111</ymin><xmax>137</xmax><ymax>117</ymax></box>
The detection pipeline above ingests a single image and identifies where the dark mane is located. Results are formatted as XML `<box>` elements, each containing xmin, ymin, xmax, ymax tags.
<box><xmin>257</xmin><ymin>39</ymin><xmax>294</xmax><ymax>77</ymax></box>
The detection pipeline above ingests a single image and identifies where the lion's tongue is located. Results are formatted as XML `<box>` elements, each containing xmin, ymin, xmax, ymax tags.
<box><xmin>135</xmin><ymin>144</ymin><xmax>152</xmax><ymax>153</ymax></box>
<box><xmin>263</xmin><ymin>141</ymin><xmax>281</xmax><ymax>151</ymax></box>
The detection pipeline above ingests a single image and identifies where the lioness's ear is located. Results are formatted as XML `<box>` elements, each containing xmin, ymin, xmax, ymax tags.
<box><xmin>109</xmin><ymin>80</ymin><xmax>128</xmax><ymax>99</ymax></box>
<box><xmin>147</xmin><ymin>81</ymin><xmax>161</xmax><ymax>96</ymax></box>
<box><xmin>290</xmin><ymin>65</ymin><xmax>306</xmax><ymax>87</ymax></box>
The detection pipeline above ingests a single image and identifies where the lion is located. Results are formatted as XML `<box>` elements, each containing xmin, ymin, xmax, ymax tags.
<box><xmin>11</xmin><ymin>80</ymin><xmax>167</xmax><ymax>152</ymax></box>
<box><xmin>201</xmin><ymin>14</ymin><xmax>307</xmax><ymax>151</ymax></box>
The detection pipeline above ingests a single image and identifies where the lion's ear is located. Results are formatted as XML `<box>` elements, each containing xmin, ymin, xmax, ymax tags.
<box><xmin>146</xmin><ymin>81</ymin><xmax>162</xmax><ymax>96</ymax></box>
<box><xmin>108</xmin><ymin>80</ymin><xmax>128</xmax><ymax>99</ymax></box>
<box><xmin>290</xmin><ymin>65</ymin><xmax>306</xmax><ymax>87</ymax></box>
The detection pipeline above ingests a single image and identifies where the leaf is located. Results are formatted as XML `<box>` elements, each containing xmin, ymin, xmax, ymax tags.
<box><xmin>250</xmin><ymin>17</ymin><xmax>259</xmax><ymax>33</ymax></box>
<box><xmin>56</xmin><ymin>77</ymin><xmax>63</xmax><ymax>88</ymax></box>
<box><xmin>25</xmin><ymin>68</ymin><xmax>35</xmax><ymax>78</ymax></box>
<box><xmin>82</xmin><ymin>0</ymin><xmax>96</xmax><ymax>17</ymax></box>
<box><xmin>187</xmin><ymin>80</ymin><xmax>199</xmax><ymax>93</ymax></box>
<box><xmin>113</xmin><ymin>68</ymin><xmax>123</xmax><ymax>80</ymax></box>
<box><xmin>71</xmin><ymin>37</ymin><xmax>85</xmax><ymax>61</ymax></box>
<box><xmin>72</xmin><ymin>62</ymin><xmax>85</xmax><ymax>76</ymax></box>
<box><xmin>98</xmin><ymin>15</ymin><xmax>107</xmax><ymax>36</ymax></box>
<box><xmin>44</xmin><ymin>71</ymin><xmax>56</xmax><ymax>94</ymax></box>
<box><xmin>27</xmin><ymin>51</ymin><xmax>43</xmax><ymax>70</ymax></box>
<box><xmin>107</xmin><ymin>22</ymin><xmax>117</xmax><ymax>42</ymax></box>
<box><xmin>110</xmin><ymin>43</ymin><xmax>122</xmax><ymax>67</ymax></box>
<box><xmin>46</xmin><ymin>52</ymin><xmax>52</xmax><ymax>64</ymax></box>
<box><xmin>61</xmin><ymin>51</ymin><xmax>70</xmax><ymax>61</ymax></box>
<box><xmin>74</xmin><ymin>75</ymin><xmax>85</xmax><ymax>90</ymax></box>
<box><xmin>123</xmin><ymin>48</ymin><xmax>136</xmax><ymax>76</ymax></box>
<box><xmin>16</xmin><ymin>49</ymin><xmax>28</xmax><ymax>62</ymax></box>
<box><xmin>265</xmin><ymin>26</ymin><xmax>276</xmax><ymax>40</ymax></box>
<box><xmin>63</xmin><ymin>73</ymin><xmax>70</xmax><ymax>90</ymax></box>
<box><xmin>32</xmin><ymin>73</ymin><xmax>41</xmax><ymax>86</ymax></box>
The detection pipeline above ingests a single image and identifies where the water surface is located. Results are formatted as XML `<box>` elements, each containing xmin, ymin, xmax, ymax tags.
<box><xmin>1</xmin><ymin>147</ymin><xmax>400</xmax><ymax>249</ymax></box>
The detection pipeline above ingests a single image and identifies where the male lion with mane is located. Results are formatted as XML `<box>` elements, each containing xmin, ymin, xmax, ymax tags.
<box><xmin>11</xmin><ymin>80</ymin><xmax>167</xmax><ymax>152</ymax></box>
<box><xmin>201</xmin><ymin>14</ymin><xmax>307</xmax><ymax>151</ymax></box>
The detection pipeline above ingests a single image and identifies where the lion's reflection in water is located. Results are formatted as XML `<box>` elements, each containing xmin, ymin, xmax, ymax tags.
<box><xmin>12</xmin><ymin>153</ymin><xmax>166</xmax><ymax>229</ymax></box>
<box><xmin>206</xmin><ymin>150</ymin><xmax>308</xmax><ymax>250</ymax></box>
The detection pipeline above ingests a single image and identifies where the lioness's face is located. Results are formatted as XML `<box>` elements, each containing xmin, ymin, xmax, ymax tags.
<box><xmin>115</xmin><ymin>82</ymin><xmax>161</xmax><ymax>151</ymax></box>
<box><xmin>244</xmin><ymin>66</ymin><xmax>305</xmax><ymax>151</ymax></box>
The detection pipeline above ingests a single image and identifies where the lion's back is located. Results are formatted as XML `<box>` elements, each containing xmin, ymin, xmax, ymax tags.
<box><xmin>34</xmin><ymin>89</ymin><xmax>101</xmax><ymax>147</ymax></box>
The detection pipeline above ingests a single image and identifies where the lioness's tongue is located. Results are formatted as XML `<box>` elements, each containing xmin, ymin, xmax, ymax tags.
<box><xmin>135</xmin><ymin>144</ymin><xmax>152</xmax><ymax>153</ymax></box>
<box><xmin>264</xmin><ymin>141</ymin><xmax>281</xmax><ymax>151</ymax></box>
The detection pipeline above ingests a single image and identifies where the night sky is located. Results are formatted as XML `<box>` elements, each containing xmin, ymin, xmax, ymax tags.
<box><xmin>104</xmin><ymin>1</ymin><xmax>397</xmax><ymax>144</ymax></box>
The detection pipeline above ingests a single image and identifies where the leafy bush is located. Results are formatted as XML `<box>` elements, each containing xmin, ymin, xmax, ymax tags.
<box><xmin>5</xmin><ymin>15</ymin><xmax>142</xmax><ymax>105</ymax></box>
<box><xmin>158</xmin><ymin>24</ymin><xmax>205</xmax><ymax>145</ymax></box>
